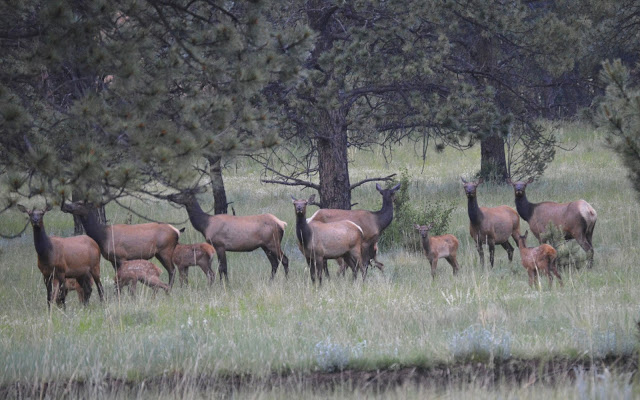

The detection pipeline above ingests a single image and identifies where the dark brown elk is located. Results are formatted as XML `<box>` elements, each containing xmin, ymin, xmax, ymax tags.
<box><xmin>115</xmin><ymin>260</ymin><xmax>170</xmax><ymax>296</ymax></box>
<box><xmin>18</xmin><ymin>204</ymin><xmax>104</xmax><ymax>310</ymax></box>
<box><xmin>166</xmin><ymin>192</ymin><xmax>289</xmax><ymax>282</ymax></box>
<box><xmin>172</xmin><ymin>243</ymin><xmax>216</xmax><ymax>286</ymax></box>
<box><xmin>461</xmin><ymin>177</ymin><xmax>521</xmax><ymax>268</ymax></box>
<box><xmin>508</xmin><ymin>178</ymin><xmax>597</xmax><ymax>268</ymax></box>
<box><xmin>292</xmin><ymin>195</ymin><xmax>365</xmax><ymax>285</ymax></box>
<box><xmin>307</xmin><ymin>183</ymin><xmax>401</xmax><ymax>275</ymax></box>
<box><xmin>516</xmin><ymin>231</ymin><xmax>562</xmax><ymax>288</ymax></box>
<box><xmin>414</xmin><ymin>223</ymin><xmax>460</xmax><ymax>279</ymax></box>
<box><xmin>61</xmin><ymin>201</ymin><xmax>182</xmax><ymax>286</ymax></box>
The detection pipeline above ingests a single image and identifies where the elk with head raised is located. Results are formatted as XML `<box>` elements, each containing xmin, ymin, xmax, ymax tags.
<box><xmin>61</xmin><ymin>201</ymin><xmax>182</xmax><ymax>286</ymax></box>
<box><xmin>292</xmin><ymin>195</ymin><xmax>365</xmax><ymax>285</ymax></box>
<box><xmin>461</xmin><ymin>177</ymin><xmax>521</xmax><ymax>268</ymax></box>
<box><xmin>115</xmin><ymin>259</ymin><xmax>170</xmax><ymax>296</ymax></box>
<box><xmin>166</xmin><ymin>192</ymin><xmax>289</xmax><ymax>282</ymax></box>
<box><xmin>507</xmin><ymin>178</ymin><xmax>597</xmax><ymax>268</ymax></box>
<box><xmin>414</xmin><ymin>223</ymin><xmax>460</xmax><ymax>279</ymax></box>
<box><xmin>306</xmin><ymin>183</ymin><xmax>401</xmax><ymax>275</ymax></box>
<box><xmin>172</xmin><ymin>242</ymin><xmax>216</xmax><ymax>286</ymax></box>
<box><xmin>18</xmin><ymin>204</ymin><xmax>104</xmax><ymax>310</ymax></box>
<box><xmin>516</xmin><ymin>230</ymin><xmax>562</xmax><ymax>288</ymax></box>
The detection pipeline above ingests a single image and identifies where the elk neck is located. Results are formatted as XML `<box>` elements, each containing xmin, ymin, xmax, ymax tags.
<box><xmin>467</xmin><ymin>195</ymin><xmax>484</xmax><ymax>226</ymax></box>
<box><xmin>295</xmin><ymin>212</ymin><xmax>313</xmax><ymax>249</ymax></box>
<box><xmin>374</xmin><ymin>193</ymin><xmax>395</xmax><ymax>230</ymax></box>
<box><xmin>514</xmin><ymin>193</ymin><xmax>535</xmax><ymax>222</ymax></box>
<box><xmin>32</xmin><ymin>224</ymin><xmax>53</xmax><ymax>264</ymax></box>
<box><xmin>80</xmin><ymin>208</ymin><xmax>108</xmax><ymax>246</ymax></box>
<box><xmin>183</xmin><ymin>197</ymin><xmax>212</xmax><ymax>235</ymax></box>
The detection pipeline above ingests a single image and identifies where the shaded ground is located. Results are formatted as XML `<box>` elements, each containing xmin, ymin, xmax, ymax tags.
<box><xmin>2</xmin><ymin>355</ymin><xmax>637</xmax><ymax>398</ymax></box>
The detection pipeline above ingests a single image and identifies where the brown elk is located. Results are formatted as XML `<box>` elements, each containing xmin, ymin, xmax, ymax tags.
<box><xmin>115</xmin><ymin>260</ymin><xmax>170</xmax><ymax>296</ymax></box>
<box><xmin>461</xmin><ymin>177</ymin><xmax>521</xmax><ymax>268</ymax></box>
<box><xmin>508</xmin><ymin>178</ymin><xmax>597</xmax><ymax>268</ymax></box>
<box><xmin>307</xmin><ymin>183</ymin><xmax>401</xmax><ymax>275</ymax></box>
<box><xmin>61</xmin><ymin>201</ymin><xmax>182</xmax><ymax>286</ymax></box>
<box><xmin>172</xmin><ymin>243</ymin><xmax>216</xmax><ymax>286</ymax></box>
<box><xmin>292</xmin><ymin>195</ymin><xmax>366</xmax><ymax>285</ymax></box>
<box><xmin>414</xmin><ymin>223</ymin><xmax>460</xmax><ymax>279</ymax></box>
<box><xmin>166</xmin><ymin>192</ymin><xmax>289</xmax><ymax>282</ymax></box>
<box><xmin>516</xmin><ymin>230</ymin><xmax>562</xmax><ymax>288</ymax></box>
<box><xmin>18</xmin><ymin>204</ymin><xmax>104</xmax><ymax>310</ymax></box>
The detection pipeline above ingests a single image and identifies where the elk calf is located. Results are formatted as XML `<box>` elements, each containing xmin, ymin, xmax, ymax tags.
<box><xmin>172</xmin><ymin>243</ymin><xmax>216</xmax><ymax>286</ymax></box>
<box><xmin>414</xmin><ymin>224</ymin><xmax>460</xmax><ymax>279</ymax></box>
<box><xmin>116</xmin><ymin>260</ymin><xmax>170</xmax><ymax>296</ymax></box>
<box><xmin>516</xmin><ymin>231</ymin><xmax>562</xmax><ymax>288</ymax></box>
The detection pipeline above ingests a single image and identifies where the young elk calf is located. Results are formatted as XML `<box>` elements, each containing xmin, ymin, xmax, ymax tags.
<box><xmin>516</xmin><ymin>231</ymin><xmax>562</xmax><ymax>288</ymax></box>
<box><xmin>116</xmin><ymin>260</ymin><xmax>170</xmax><ymax>296</ymax></box>
<box><xmin>172</xmin><ymin>243</ymin><xmax>216</xmax><ymax>286</ymax></box>
<box><xmin>414</xmin><ymin>224</ymin><xmax>460</xmax><ymax>279</ymax></box>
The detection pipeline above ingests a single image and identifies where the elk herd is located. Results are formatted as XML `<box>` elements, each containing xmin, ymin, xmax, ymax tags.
<box><xmin>17</xmin><ymin>178</ymin><xmax>597</xmax><ymax>310</ymax></box>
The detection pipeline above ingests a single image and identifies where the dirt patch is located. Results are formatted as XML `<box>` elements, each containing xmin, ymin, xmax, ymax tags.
<box><xmin>2</xmin><ymin>355</ymin><xmax>637</xmax><ymax>398</ymax></box>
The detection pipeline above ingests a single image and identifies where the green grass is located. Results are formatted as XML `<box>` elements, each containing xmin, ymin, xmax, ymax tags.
<box><xmin>1</xmin><ymin>121</ymin><xmax>640</xmax><ymax>397</ymax></box>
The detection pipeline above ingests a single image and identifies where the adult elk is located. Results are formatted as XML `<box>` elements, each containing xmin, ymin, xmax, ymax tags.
<box><xmin>172</xmin><ymin>243</ymin><xmax>216</xmax><ymax>286</ymax></box>
<box><xmin>307</xmin><ymin>183</ymin><xmax>401</xmax><ymax>274</ymax></box>
<box><xmin>61</xmin><ymin>201</ymin><xmax>182</xmax><ymax>286</ymax></box>
<box><xmin>166</xmin><ymin>192</ymin><xmax>289</xmax><ymax>282</ymax></box>
<box><xmin>18</xmin><ymin>204</ymin><xmax>104</xmax><ymax>310</ymax></box>
<box><xmin>292</xmin><ymin>195</ymin><xmax>365</xmax><ymax>285</ymax></box>
<box><xmin>461</xmin><ymin>178</ymin><xmax>521</xmax><ymax>268</ymax></box>
<box><xmin>516</xmin><ymin>231</ymin><xmax>562</xmax><ymax>288</ymax></box>
<box><xmin>414</xmin><ymin>223</ymin><xmax>460</xmax><ymax>279</ymax></box>
<box><xmin>507</xmin><ymin>178</ymin><xmax>597</xmax><ymax>268</ymax></box>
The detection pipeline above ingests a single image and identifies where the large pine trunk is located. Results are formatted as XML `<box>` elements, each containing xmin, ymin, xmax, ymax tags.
<box><xmin>317</xmin><ymin>109</ymin><xmax>351</xmax><ymax>209</ymax></box>
<box><xmin>480</xmin><ymin>133</ymin><xmax>508</xmax><ymax>182</ymax></box>
<box><xmin>207</xmin><ymin>155</ymin><xmax>228</xmax><ymax>215</ymax></box>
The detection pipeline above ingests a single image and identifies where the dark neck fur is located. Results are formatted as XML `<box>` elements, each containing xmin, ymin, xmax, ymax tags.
<box><xmin>421</xmin><ymin>234</ymin><xmax>431</xmax><ymax>254</ymax></box>
<box><xmin>80</xmin><ymin>209</ymin><xmax>108</xmax><ymax>246</ymax></box>
<box><xmin>295</xmin><ymin>213</ymin><xmax>312</xmax><ymax>249</ymax></box>
<box><xmin>183</xmin><ymin>198</ymin><xmax>211</xmax><ymax>235</ymax></box>
<box><xmin>374</xmin><ymin>194</ymin><xmax>395</xmax><ymax>231</ymax></box>
<box><xmin>514</xmin><ymin>193</ymin><xmax>535</xmax><ymax>222</ymax></box>
<box><xmin>32</xmin><ymin>225</ymin><xmax>53</xmax><ymax>263</ymax></box>
<box><xmin>467</xmin><ymin>196</ymin><xmax>484</xmax><ymax>226</ymax></box>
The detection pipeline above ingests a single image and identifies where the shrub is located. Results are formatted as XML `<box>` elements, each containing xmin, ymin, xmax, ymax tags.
<box><xmin>539</xmin><ymin>221</ymin><xmax>587</xmax><ymax>269</ymax></box>
<box><xmin>314</xmin><ymin>337</ymin><xmax>367</xmax><ymax>372</ymax></box>
<box><xmin>449</xmin><ymin>324</ymin><xmax>512</xmax><ymax>362</ymax></box>
<box><xmin>378</xmin><ymin>168</ymin><xmax>454</xmax><ymax>252</ymax></box>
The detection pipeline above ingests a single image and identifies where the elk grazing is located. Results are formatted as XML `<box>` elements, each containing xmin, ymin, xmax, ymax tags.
<box><xmin>508</xmin><ymin>178</ymin><xmax>597</xmax><ymax>268</ymax></box>
<box><xmin>172</xmin><ymin>243</ymin><xmax>216</xmax><ymax>286</ymax></box>
<box><xmin>461</xmin><ymin>177</ymin><xmax>521</xmax><ymax>268</ymax></box>
<box><xmin>307</xmin><ymin>183</ymin><xmax>401</xmax><ymax>275</ymax></box>
<box><xmin>18</xmin><ymin>204</ymin><xmax>104</xmax><ymax>310</ymax></box>
<box><xmin>115</xmin><ymin>260</ymin><xmax>170</xmax><ymax>296</ymax></box>
<box><xmin>414</xmin><ymin>223</ymin><xmax>460</xmax><ymax>279</ymax></box>
<box><xmin>516</xmin><ymin>231</ymin><xmax>562</xmax><ymax>288</ymax></box>
<box><xmin>166</xmin><ymin>192</ymin><xmax>289</xmax><ymax>282</ymax></box>
<box><xmin>292</xmin><ymin>195</ymin><xmax>366</xmax><ymax>284</ymax></box>
<box><xmin>61</xmin><ymin>201</ymin><xmax>182</xmax><ymax>286</ymax></box>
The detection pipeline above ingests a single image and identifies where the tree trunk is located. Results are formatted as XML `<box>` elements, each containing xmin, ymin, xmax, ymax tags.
<box><xmin>480</xmin><ymin>133</ymin><xmax>508</xmax><ymax>182</ymax></box>
<box><xmin>71</xmin><ymin>191</ymin><xmax>105</xmax><ymax>234</ymax></box>
<box><xmin>207</xmin><ymin>155</ymin><xmax>228</xmax><ymax>215</ymax></box>
<box><xmin>317</xmin><ymin>109</ymin><xmax>351</xmax><ymax>209</ymax></box>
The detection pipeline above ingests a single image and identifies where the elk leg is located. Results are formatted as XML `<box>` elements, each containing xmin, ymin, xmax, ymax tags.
<box><xmin>315</xmin><ymin>258</ymin><xmax>323</xmax><ymax>286</ymax></box>
<box><xmin>501</xmin><ymin>241</ymin><xmax>514</xmax><ymax>262</ymax></box>
<box><xmin>576</xmin><ymin>237</ymin><xmax>595</xmax><ymax>268</ymax></box>
<box><xmin>308</xmin><ymin>257</ymin><xmax>316</xmax><ymax>284</ymax></box>
<box><xmin>178</xmin><ymin>266</ymin><xmax>189</xmax><ymax>287</ymax></box>
<box><xmin>336</xmin><ymin>258</ymin><xmax>348</xmax><ymax>277</ymax></box>
<box><xmin>52</xmin><ymin>275</ymin><xmax>65</xmax><ymax>310</ymax></box>
<box><xmin>78</xmin><ymin>275</ymin><xmax>93</xmax><ymax>305</ymax></box>
<box><xmin>475</xmin><ymin>239</ymin><xmax>485</xmax><ymax>268</ymax></box>
<box><xmin>156</xmin><ymin>252</ymin><xmax>176</xmax><ymax>287</ymax></box>
<box><xmin>92</xmin><ymin>273</ymin><xmax>105</xmax><ymax>302</ymax></box>
<box><xmin>262</xmin><ymin>247</ymin><xmax>279</xmax><ymax>280</ymax></box>
<box><xmin>550</xmin><ymin>257</ymin><xmax>563</xmax><ymax>287</ymax></box>
<box><xmin>430</xmin><ymin>259</ymin><xmax>438</xmax><ymax>279</ymax></box>
<box><xmin>144</xmin><ymin>276</ymin><xmax>170</xmax><ymax>295</ymax></box>
<box><xmin>488</xmin><ymin>242</ymin><xmax>496</xmax><ymax>268</ymax></box>
<box><xmin>44</xmin><ymin>275</ymin><xmax>53</xmax><ymax>310</ymax></box>
<box><xmin>216</xmin><ymin>249</ymin><xmax>229</xmax><ymax>283</ymax></box>
<box><xmin>279</xmin><ymin>252</ymin><xmax>290</xmax><ymax>278</ymax></box>
<box><xmin>322</xmin><ymin>259</ymin><xmax>330</xmax><ymax>280</ymax></box>
<box><xmin>446</xmin><ymin>256</ymin><xmax>459</xmax><ymax>275</ymax></box>
<box><xmin>528</xmin><ymin>269</ymin><xmax>535</xmax><ymax>288</ymax></box>
<box><xmin>198</xmin><ymin>259</ymin><xmax>215</xmax><ymax>286</ymax></box>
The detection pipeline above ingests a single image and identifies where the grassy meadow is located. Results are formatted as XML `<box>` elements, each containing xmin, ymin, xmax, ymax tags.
<box><xmin>1</xmin><ymin>122</ymin><xmax>639</xmax><ymax>398</ymax></box>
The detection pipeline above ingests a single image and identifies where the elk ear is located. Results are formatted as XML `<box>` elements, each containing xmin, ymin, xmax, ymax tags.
<box><xmin>426</xmin><ymin>223</ymin><xmax>433</xmax><ymax>230</ymax></box>
<box><xmin>460</xmin><ymin>176</ymin><xmax>468</xmax><ymax>184</ymax></box>
<box><xmin>524</xmin><ymin>230</ymin><xmax>529</xmax><ymax>237</ymax></box>
<box><xmin>506</xmin><ymin>177</ymin><xmax>513</xmax><ymax>185</ymax></box>
<box><xmin>477</xmin><ymin>177</ymin><xmax>484</xmax><ymax>185</ymax></box>
<box><xmin>16</xmin><ymin>204</ymin><xmax>28</xmax><ymax>214</ymax></box>
<box><xmin>414</xmin><ymin>224</ymin><xmax>421</xmax><ymax>230</ymax></box>
<box><xmin>526</xmin><ymin>177</ymin><xmax>534</xmax><ymax>184</ymax></box>
<box><xmin>44</xmin><ymin>203</ymin><xmax>53</xmax><ymax>213</ymax></box>
<box><xmin>290</xmin><ymin>195</ymin><xmax>298</xmax><ymax>202</ymax></box>
<box><xmin>391</xmin><ymin>183</ymin><xmax>401</xmax><ymax>192</ymax></box>
<box><xmin>308</xmin><ymin>194</ymin><xmax>316</xmax><ymax>203</ymax></box>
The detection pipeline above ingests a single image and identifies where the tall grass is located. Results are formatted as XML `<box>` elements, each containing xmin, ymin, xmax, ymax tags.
<box><xmin>1</xmin><ymin>122</ymin><xmax>639</xmax><ymax>397</ymax></box>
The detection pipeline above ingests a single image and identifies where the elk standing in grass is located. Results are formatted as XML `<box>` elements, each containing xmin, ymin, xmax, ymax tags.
<box><xmin>292</xmin><ymin>195</ymin><xmax>366</xmax><ymax>285</ymax></box>
<box><xmin>516</xmin><ymin>230</ymin><xmax>562</xmax><ymax>288</ymax></box>
<box><xmin>115</xmin><ymin>260</ymin><xmax>170</xmax><ymax>296</ymax></box>
<box><xmin>172</xmin><ymin>243</ymin><xmax>216</xmax><ymax>286</ymax></box>
<box><xmin>414</xmin><ymin>223</ymin><xmax>460</xmax><ymax>279</ymax></box>
<box><xmin>18</xmin><ymin>204</ymin><xmax>104</xmax><ymax>310</ymax></box>
<box><xmin>166</xmin><ymin>192</ymin><xmax>289</xmax><ymax>282</ymax></box>
<box><xmin>461</xmin><ymin>178</ymin><xmax>521</xmax><ymax>268</ymax></box>
<box><xmin>508</xmin><ymin>178</ymin><xmax>597</xmax><ymax>268</ymax></box>
<box><xmin>61</xmin><ymin>201</ymin><xmax>182</xmax><ymax>286</ymax></box>
<box><xmin>307</xmin><ymin>183</ymin><xmax>401</xmax><ymax>276</ymax></box>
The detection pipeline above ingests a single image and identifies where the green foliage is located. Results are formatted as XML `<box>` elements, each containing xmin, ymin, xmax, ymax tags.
<box><xmin>378</xmin><ymin>168</ymin><xmax>454</xmax><ymax>252</ymax></box>
<box><xmin>539</xmin><ymin>221</ymin><xmax>587</xmax><ymax>269</ymax></box>
<box><xmin>449</xmin><ymin>325</ymin><xmax>512</xmax><ymax>362</ymax></box>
